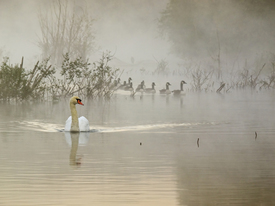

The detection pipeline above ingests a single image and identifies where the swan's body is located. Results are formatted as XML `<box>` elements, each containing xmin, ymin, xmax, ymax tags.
<box><xmin>173</xmin><ymin>80</ymin><xmax>187</xmax><ymax>95</ymax></box>
<box><xmin>160</xmin><ymin>82</ymin><xmax>171</xmax><ymax>94</ymax></box>
<box><xmin>65</xmin><ymin>116</ymin><xmax>89</xmax><ymax>132</ymax></box>
<box><xmin>65</xmin><ymin>96</ymin><xmax>90</xmax><ymax>132</ymax></box>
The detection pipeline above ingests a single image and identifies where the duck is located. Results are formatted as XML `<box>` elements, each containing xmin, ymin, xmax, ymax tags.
<box><xmin>159</xmin><ymin>82</ymin><xmax>171</xmax><ymax>94</ymax></box>
<box><xmin>173</xmin><ymin>80</ymin><xmax>187</xmax><ymax>95</ymax></box>
<box><xmin>65</xmin><ymin>96</ymin><xmax>90</xmax><ymax>132</ymax></box>
<box><xmin>145</xmin><ymin>82</ymin><xmax>156</xmax><ymax>93</ymax></box>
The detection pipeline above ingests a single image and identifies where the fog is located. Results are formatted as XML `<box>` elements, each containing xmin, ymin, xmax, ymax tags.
<box><xmin>1</xmin><ymin>0</ymin><xmax>275</xmax><ymax>81</ymax></box>
<box><xmin>0</xmin><ymin>0</ymin><xmax>170</xmax><ymax>66</ymax></box>
<box><xmin>1</xmin><ymin>1</ymin><xmax>275</xmax><ymax>205</ymax></box>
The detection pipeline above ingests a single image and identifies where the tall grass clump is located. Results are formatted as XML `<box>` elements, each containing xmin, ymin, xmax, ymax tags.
<box><xmin>0</xmin><ymin>57</ymin><xmax>54</xmax><ymax>101</ymax></box>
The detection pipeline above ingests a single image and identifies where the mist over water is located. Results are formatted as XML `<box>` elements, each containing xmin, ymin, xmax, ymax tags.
<box><xmin>0</xmin><ymin>91</ymin><xmax>275</xmax><ymax>205</ymax></box>
<box><xmin>1</xmin><ymin>0</ymin><xmax>275</xmax><ymax>205</ymax></box>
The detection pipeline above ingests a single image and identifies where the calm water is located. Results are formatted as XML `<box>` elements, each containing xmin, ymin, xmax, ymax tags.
<box><xmin>0</xmin><ymin>90</ymin><xmax>275</xmax><ymax>206</ymax></box>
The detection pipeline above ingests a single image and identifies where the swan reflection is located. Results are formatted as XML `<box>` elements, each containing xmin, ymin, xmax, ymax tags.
<box><xmin>65</xmin><ymin>132</ymin><xmax>90</xmax><ymax>146</ymax></box>
<box><xmin>64</xmin><ymin>132</ymin><xmax>90</xmax><ymax>167</ymax></box>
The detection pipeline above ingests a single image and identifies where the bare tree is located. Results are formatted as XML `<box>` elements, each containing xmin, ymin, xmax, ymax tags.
<box><xmin>38</xmin><ymin>0</ymin><xmax>95</xmax><ymax>66</ymax></box>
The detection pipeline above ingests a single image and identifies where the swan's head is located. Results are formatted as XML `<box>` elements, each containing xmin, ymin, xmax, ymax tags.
<box><xmin>70</xmin><ymin>96</ymin><xmax>84</xmax><ymax>106</ymax></box>
<box><xmin>181</xmin><ymin>80</ymin><xmax>187</xmax><ymax>84</ymax></box>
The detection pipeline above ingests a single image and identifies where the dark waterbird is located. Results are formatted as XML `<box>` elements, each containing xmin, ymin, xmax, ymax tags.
<box><xmin>136</xmin><ymin>80</ymin><xmax>145</xmax><ymax>92</ymax></box>
<box><xmin>145</xmin><ymin>82</ymin><xmax>156</xmax><ymax>94</ymax></box>
<box><xmin>124</xmin><ymin>82</ymin><xmax>134</xmax><ymax>92</ymax></box>
<box><xmin>173</xmin><ymin>80</ymin><xmax>187</xmax><ymax>96</ymax></box>
<box><xmin>159</xmin><ymin>82</ymin><xmax>171</xmax><ymax>94</ymax></box>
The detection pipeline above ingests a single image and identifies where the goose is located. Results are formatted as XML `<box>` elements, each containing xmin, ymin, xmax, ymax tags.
<box><xmin>65</xmin><ymin>96</ymin><xmax>90</xmax><ymax>132</ymax></box>
<box><xmin>109</xmin><ymin>79</ymin><xmax>117</xmax><ymax>90</ymax></box>
<box><xmin>124</xmin><ymin>82</ymin><xmax>134</xmax><ymax>91</ymax></box>
<box><xmin>136</xmin><ymin>80</ymin><xmax>145</xmax><ymax>92</ymax></box>
<box><xmin>126</xmin><ymin>77</ymin><xmax>132</xmax><ymax>87</ymax></box>
<box><xmin>110</xmin><ymin>79</ymin><xmax>117</xmax><ymax>90</ymax></box>
<box><xmin>145</xmin><ymin>82</ymin><xmax>156</xmax><ymax>93</ymax></box>
<box><xmin>118</xmin><ymin>81</ymin><xmax>127</xmax><ymax>90</ymax></box>
<box><xmin>159</xmin><ymin>82</ymin><xmax>171</xmax><ymax>94</ymax></box>
<box><xmin>173</xmin><ymin>80</ymin><xmax>187</xmax><ymax>95</ymax></box>
<box><xmin>110</xmin><ymin>78</ymin><xmax>122</xmax><ymax>90</ymax></box>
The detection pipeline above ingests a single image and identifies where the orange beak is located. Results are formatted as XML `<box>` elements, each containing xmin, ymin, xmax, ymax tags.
<box><xmin>77</xmin><ymin>99</ymin><xmax>84</xmax><ymax>106</ymax></box>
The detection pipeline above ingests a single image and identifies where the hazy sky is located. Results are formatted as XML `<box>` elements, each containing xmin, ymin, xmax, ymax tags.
<box><xmin>0</xmin><ymin>0</ymin><xmax>170</xmax><ymax>66</ymax></box>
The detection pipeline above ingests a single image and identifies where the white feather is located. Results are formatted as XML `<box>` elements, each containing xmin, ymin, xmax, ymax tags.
<box><xmin>65</xmin><ymin>116</ymin><xmax>90</xmax><ymax>132</ymax></box>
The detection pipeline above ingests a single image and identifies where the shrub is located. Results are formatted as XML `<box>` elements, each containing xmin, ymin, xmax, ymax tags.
<box><xmin>0</xmin><ymin>57</ymin><xmax>55</xmax><ymax>101</ymax></box>
<box><xmin>48</xmin><ymin>51</ymin><xmax>120</xmax><ymax>99</ymax></box>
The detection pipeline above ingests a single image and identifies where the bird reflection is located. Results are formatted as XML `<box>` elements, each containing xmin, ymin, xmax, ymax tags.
<box><xmin>166</xmin><ymin>95</ymin><xmax>170</xmax><ymax>105</ymax></box>
<box><xmin>64</xmin><ymin>132</ymin><xmax>90</xmax><ymax>167</ymax></box>
<box><xmin>180</xmin><ymin>97</ymin><xmax>184</xmax><ymax>108</ymax></box>
<box><xmin>69</xmin><ymin>133</ymin><xmax>82</xmax><ymax>166</ymax></box>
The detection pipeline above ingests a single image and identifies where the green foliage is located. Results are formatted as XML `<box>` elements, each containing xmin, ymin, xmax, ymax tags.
<box><xmin>0</xmin><ymin>57</ymin><xmax>55</xmax><ymax>101</ymax></box>
<box><xmin>0</xmin><ymin>57</ymin><xmax>27</xmax><ymax>100</ymax></box>
<box><xmin>90</xmin><ymin>51</ymin><xmax>120</xmax><ymax>98</ymax></box>
<box><xmin>48</xmin><ymin>51</ymin><xmax>120</xmax><ymax>99</ymax></box>
<box><xmin>26</xmin><ymin>58</ymin><xmax>55</xmax><ymax>99</ymax></box>
<box><xmin>0</xmin><ymin>53</ymin><xmax>119</xmax><ymax>101</ymax></box>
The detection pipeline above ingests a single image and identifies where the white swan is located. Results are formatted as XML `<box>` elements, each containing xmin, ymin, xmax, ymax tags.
<box><xmin>64</xmin><ymin>96</ymin><xmax>90</xmax><ymax>132</ymax></box>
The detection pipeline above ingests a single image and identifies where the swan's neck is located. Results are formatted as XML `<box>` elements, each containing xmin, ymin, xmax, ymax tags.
<box><xmin>70</xmin><ymin>103</ymin><xmax>79</xmax><ymax>132</ymax></box>
<box><xmin>166</xmin><ymin>84</ymin><xmax>169</xmax><ymax>90</ymax></box>
<box><xmin>180</xmin><ymin>83</ymin><xmax>183</xmax><ymax>91</ymax></box>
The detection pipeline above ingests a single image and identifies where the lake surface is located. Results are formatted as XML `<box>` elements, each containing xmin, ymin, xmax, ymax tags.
<box><xmin>0</xmin><ymin>90</ymin><xmax>275</xmax><ymax>206</ymax></box>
